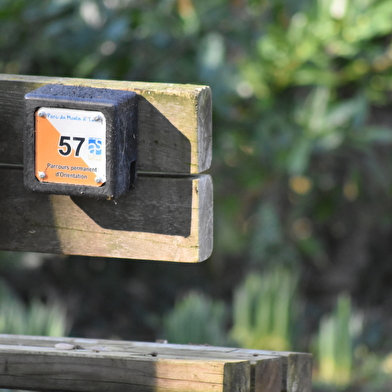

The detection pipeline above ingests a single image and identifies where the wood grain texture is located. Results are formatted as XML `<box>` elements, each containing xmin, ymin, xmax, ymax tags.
<box><xmin>0</xmin><ymin>73</ymin><xmax>212</xmax><ymax>174</ymax></box>
<box><xmin>285</xmin><ymin>353</ymin><xmax>313</xmax><ymax>392</ymax></box>
<box><xmin>0</xmin><ymin>168</ymin><xmax>213</xmax><ymax>262</ymax></box>
<box><xmin>0</xmin><ymin>335</ymin><xmax>312</xmax><ymax>392</ymax></box>
<box><xmin>253</xmin><ymin>357</ymin><xmax>282</xmax><ymax>392</ymax></box>
<box><xmin>0</xmin><ymin>349</ymin><xmax>250</xmax><ymax>392</ymax></box>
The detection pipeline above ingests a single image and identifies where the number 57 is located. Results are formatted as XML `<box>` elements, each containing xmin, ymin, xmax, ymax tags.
<box><xmin>58</xmin><ymin>136</ymin><xmax>85</xmax><ymax>157</ymax></box>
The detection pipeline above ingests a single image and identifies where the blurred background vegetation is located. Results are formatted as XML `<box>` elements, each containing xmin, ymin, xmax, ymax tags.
<box><xmin>1</xmin><ymin>0</ymin><xmax>392</xmax><ymax>390</ymax></box>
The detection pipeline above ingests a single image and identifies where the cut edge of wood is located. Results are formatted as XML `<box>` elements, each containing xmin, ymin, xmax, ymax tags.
<box><xmin>253</xmin><ymin>356</ymin><xmax>282</xmax><ymax>392</ymax></box>
<box><xmin>223</xmin><ymin>361</ymin><xmax>251</xmax><ymax>392</ymax></box>
<box><xmin>196</xmin><ymin>86</ymin><xmax>212</xmax><ymax>173</ymax></box>
<box><xmin>197</xmin><ymin>174</ymin><xmax>213</xmax><ymax>262</ymax></box>
<box><xmin>285</xmin><ymin>353</ymin><xmax>313</xmax><ymax>392</ymax></box>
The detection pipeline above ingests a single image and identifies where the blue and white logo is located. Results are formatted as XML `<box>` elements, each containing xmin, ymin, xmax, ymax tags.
<box><xmin>88</xmin><ymin>138</ymin><xmax>102</xmax><ymax>156</ymax></box>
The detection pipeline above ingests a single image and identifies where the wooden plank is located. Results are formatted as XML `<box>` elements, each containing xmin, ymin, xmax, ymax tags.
<box><xmin>0</xmin><ymin>335</ymin><xmax>311</xmax><ymax>392</ymax></box>
<box><xmin>0</xmin><ymin>168</ymin><xmax>213</xmax><ymax>262</ymax></box>
<box><xmin>0</xmin><ymin>73</ymin><xmax>212</xmax><ymax>174</ymax></box>
<box><xmin>253</xmin><ymin>356</ymin><xmax>282</xmax><ymax>392</ymax></box>
<box><xmin>117</xmin><ymin>342</ymin><xmax>311</xmax><ymax>392</ymax></box>
<box><xmin>0</xmin><ymin>348</ymin><xmax>250</xmax><ymax>392</ymax></box>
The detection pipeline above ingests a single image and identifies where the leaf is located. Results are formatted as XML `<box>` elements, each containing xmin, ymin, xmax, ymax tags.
<box><xmin>287</xmin><ymin>137</ymin><xmax>313</xmax><ymax>175</ymax></box>
<box><xmin>360</xmin><ymin>126</ymin><xmax>392</xmax><ymax>143</ymax></box>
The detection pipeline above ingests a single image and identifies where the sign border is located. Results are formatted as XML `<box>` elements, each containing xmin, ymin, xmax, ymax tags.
<box><xmin>24</xmin><ymin>84</ymin><xmax>137</xmax><ymax>199</ymax></box>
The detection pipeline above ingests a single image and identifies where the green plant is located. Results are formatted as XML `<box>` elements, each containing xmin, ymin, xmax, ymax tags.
<box><xmin>162</xmin><ymin>291</ymin><xmax>227</xmax><ymax>346</ymax></box>
<box><xmin>0</xmin><ymin>280</ymin><xmax>68</xmax><ymax>392</ymax></box>
<box><xmin>313</xmin><ymin>293</ymin><xmax>362</xmax><ymax>389</ymax></box>
<box><xmin>230</xmin><ymin>268</ymin><xmax>298</xmax><ymax>351</ymax></box>
<box><xmin>0</xmin><ymin>280</ymin><xmax>68</xmax><ymax>337</ymax></box>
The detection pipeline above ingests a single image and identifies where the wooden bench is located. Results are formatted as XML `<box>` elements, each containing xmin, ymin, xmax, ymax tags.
<box><xmin>0</xmin><ymin>73</ymin><xmax>212</xmax><ymax>262</ymax></box>
<box><xmin>0</xmin><ymin>334</ymin><xmax>312</xmax><ymax>392</ymax></box>
<box><xmin>0</xmin><ymin>74</ymin><xmax>312</xmax><ymax>391</ymax></box>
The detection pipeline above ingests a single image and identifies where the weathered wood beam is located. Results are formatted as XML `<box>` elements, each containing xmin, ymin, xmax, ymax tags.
<box><xmin>127</xmin><ymin>342</ymin><xmax>312</xmax><ymax>392</ymax></box>
<box><xmin>0</xmin><ymin>349</ymin><xmax>250</xmax><ymax>392</ymax></box>
<box><xmin>0</xmin><ymin>74</ymin><xmax>213</xmax><ymax>261</ymax></box>
<box><xmin>0</xmin><ymin>335</ymin><xmax>313</xmax><ymax>392</ymax></box>
<box><xmin>0</xmin><ymin>169</ymin><xmax>213</xmax><ymax>262</ymax></box>
<box><xmin>0</xmin><ymin>73</ymin><xmax>212</xmax><ymax>174</ymax></box>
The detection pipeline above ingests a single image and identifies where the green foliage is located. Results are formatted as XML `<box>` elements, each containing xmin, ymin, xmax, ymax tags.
<box><xmin>230</xmin><ymin>268</ymin><xmax>298</xmax><ymax>351</ymax></box>
<box><xmin>313</xmin><ymin>293</ymin><xmax>362</xmax><ymax>389</ymax></box>
<box><xmin>162</xmin><ymin>291</ymin><xmax>227</xmax><ymax>346</ymax></box>
<box><xmin>242</xmin><ymin>0</ymin><xmax>392</xmax><ymax>96</ymax></box>
<box><xmin>211</xmin><ymin>0</ymin><xmax>392</xmax><ymax>268</ymax></box>
<box><xmin>0</xmin><ymin>280</ymin><xmax>68</xmax><ymax>337</ymax></box>
<box><xmin>1</xmin><ymin>1</ymin><xmax>392</xmax><ymax>389</ymax></box>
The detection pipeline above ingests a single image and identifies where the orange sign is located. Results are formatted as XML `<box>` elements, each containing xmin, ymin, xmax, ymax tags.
<box><xmin>35</xmin><ymin>107</ymin><xmax>106</xmax><ymax>187</ymax></box>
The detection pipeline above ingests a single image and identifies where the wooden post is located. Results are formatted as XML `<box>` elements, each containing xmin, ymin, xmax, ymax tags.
<box><xmin>0</xmin><ymin>74</ymin><xmax>213</xmax><ymax>262</ymax></box>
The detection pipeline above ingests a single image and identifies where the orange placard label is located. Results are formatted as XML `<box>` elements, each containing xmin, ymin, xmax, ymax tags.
<box><xmin>35</xmin><ymin>107</ymin><xmax>106</xmax><ymax>187</ymax></box>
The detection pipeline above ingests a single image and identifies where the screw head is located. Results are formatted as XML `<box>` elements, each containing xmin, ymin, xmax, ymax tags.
<box><xmin>38</xmin><ymin>172</ymin><xmax>46</xmax><ymax>179</ymax></box>
<box><xmin>93</xmin><ymin>115</ymin><xmax>102</xmax><ymax>122</ymax></box>
<box><xmin>95</xmin><ymin>177</ymin><xmax>102</xmax><ymax>184</ymax></box>
<box><xmin>38</xmin><ymin>111</ymin><xmax>46</xmax><ymax>117</ymax></box>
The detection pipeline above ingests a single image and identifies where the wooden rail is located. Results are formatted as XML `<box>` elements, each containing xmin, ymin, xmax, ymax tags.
<box><xmin>0</xmin><ymin>74</ymin><xmax>213</xmax><ymax>262</ymax></box>
<box><xmin>0</xmin><ymin>74</ymin><xmax>212</xmax><ymax>173</ymax></box>
<box><xmin>0</xmin><ymin>334</ymin><xmax>312</xmax><ymax>392</ymax></box>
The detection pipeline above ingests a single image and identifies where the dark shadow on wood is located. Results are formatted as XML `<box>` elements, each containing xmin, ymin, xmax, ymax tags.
<box><xmin>0</xmin><ymin>80</ymin><xmax>35</xmax><ymax>165</ymax></box>
<box><xmin>0</xmin><ymin>168</ymin><xmax>63</xmax><ymax>253</ymax></box>
<box><xmin>72</xmin><ymin>175</ymin><xmax>192</xmax><ymax>237</ymax></box>
<box><xmin>137</xmin><ymin>96</ymin><xmax>192</xmax><ymax>173</ymax></box>
<box><xmin>0</xmin><ymin>170</ymin><xmax>193</xmax><ymax>255</ymax></box>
